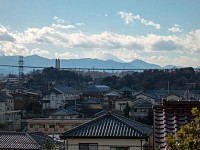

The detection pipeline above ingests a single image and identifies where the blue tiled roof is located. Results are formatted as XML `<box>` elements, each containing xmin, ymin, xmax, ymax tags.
<box><xmin>55</xmin><ymin>85</ymin><xmax>79</xmax><ymax>94</ymax></box>
<box><xmin>94</xmin><ymin>85</ymin><xmax>111</xmax><ymax>92</ymax></box>
<box><xmin>61</xmin><ymin>112</ymin><xmax>152</xmax><ymax>139</ymax></box>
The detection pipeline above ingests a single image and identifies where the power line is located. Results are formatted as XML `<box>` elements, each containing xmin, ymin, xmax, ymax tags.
<box><xmin>0</xmin><ymin>64</ymin><xmax>199</xmax><ymax>71</ymax></box>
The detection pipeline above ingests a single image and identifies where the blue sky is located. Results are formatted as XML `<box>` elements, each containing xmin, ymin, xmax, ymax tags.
<box><xmin>0</xmin><ymin>0</ymin><xmax>200</xmax><ymax>67</ymax></box>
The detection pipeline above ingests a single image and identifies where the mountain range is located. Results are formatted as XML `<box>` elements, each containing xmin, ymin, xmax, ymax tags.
<box><xmin>0</xmin><ymin>55</ymin><xmax>186</xmax><ymax>75</ymax></box>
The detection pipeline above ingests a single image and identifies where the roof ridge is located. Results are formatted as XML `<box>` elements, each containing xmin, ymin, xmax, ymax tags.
<box><xmin>54</xmin><ymin>87</ymin><xmax>64</xmax><ymax>94</ymax></box>
<box><xmin>61</xmin><ymin>112</ymin><xmax>111</xmax><ymax>136</ymax></box>
<box><xmin>26</xmin><ymin>132</ymin><xmax>41</xmax><ymax>148</ymax></box>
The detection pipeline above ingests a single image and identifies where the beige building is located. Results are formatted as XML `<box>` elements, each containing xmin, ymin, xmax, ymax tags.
<box><xmin>27</xmin><ymin>118</ymin><xmax>90</xmax><ymax>134</ymax></box>
<box><xmin>61</xmin><ymin>112</ymin><xmax>153</xmax><ymax>150</ymax></box>
<box><xmin>0</xmin><ymin>110</ymin><xmax>21</xmax><ymax>131</ymax></box>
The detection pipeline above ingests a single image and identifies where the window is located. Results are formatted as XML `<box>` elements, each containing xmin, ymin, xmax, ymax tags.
<box><xmin>111</xmin><ymin>147</ymin><xmax>129</xmax><ymax>150</ymax></box>
<box><xmin>79</xmin><ymin>143</ymin><xmax>98</xmax><ymax>150</ymax></box>
<box><xmin>49</xmin><ymin>125</ymin><xmax>55</xmax><ymax>128</ymax></box>
<box><xmin>39</xmin><ymin>124</ymin><xmax>45</xmax><ymax>128</ymax></box>
<box><xmin>29</xmin><ymin>124</ymin><xmax>34</xmax><ymax>128</ymax></box>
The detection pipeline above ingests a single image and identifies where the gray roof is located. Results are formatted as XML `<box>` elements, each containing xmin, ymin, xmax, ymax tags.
<box><xmin>0</xmin><ymin>132</ymin><xmax>41</xmax><ymax>150</ymax></box>
<box><xmin>94</xmin><ymin>85</ymin><xmax>111</xmax><ymax>92</ymax></box>
<box><xmin>55</xmin><ymin>85</ymin><xmax>79</xmax><ymax>94</ymax></box>
<box><xmin>61</xmin><ymin>112</ymin><xmax>152</xmax><ymax>139</ymax></box>
<box><xmin>104</xmin><ymin>90</ymin><xmax>122</xmax><ymax>97</ymax></box>
<box><xmin>118</xmin><ymin>87</ymin><xmax>134</xmax><ymax>92</ymax></box>
<box><xmin>43</xmin><ymin>88</ymin><xmax>62</xmax><ymax>96</ymax></box>
<box><xmin>50</xmin><ymin>108</ymin><xmax>79</xmax><ymax>116</ymax></box>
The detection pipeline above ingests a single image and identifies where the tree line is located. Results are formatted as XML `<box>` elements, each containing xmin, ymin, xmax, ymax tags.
<box><xmin>23</xmin><ymin>67</ymin><xmax>200</xmax><ymax>91</ymax></box>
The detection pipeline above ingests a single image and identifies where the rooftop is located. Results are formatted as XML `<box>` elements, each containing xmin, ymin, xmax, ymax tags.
<box><xmin>0</xmin><ymin>132</ymin><xmax>41</xmax><ymax>150</ymax></box>
<box><xmin>61</xmin><ymin>112</ymin><xmax>152</xmax><ymax>139</ymax></box>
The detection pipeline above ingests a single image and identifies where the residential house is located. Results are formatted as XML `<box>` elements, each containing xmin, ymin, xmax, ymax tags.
<box><xmin>80</xmin><ymin>98</ymin><xmax>103</xmax><ymax>117</ymax></box>
<box><xmin>153</xmin><ymin>100</ymin><xmax>200</xmax><ymax>149</ymax></box>
<box><xmin>103</xmin><ymin>90</ymin><xmax>122</xmax><ymax>109</ymax></box>
<box><xmin>0</xmin><ymin>92</ymin><xmax>21</xmax><ymax>131</ymax></box>
<box><xmin>60</xmin><ymin>112</ymin><xmax>153</xmax><ymax>150</ymax></box>
<box><xmin>118</xmin><ymin>87</ymin><xmax>136</xmax><ymax>97</ymax></box>
<box><xmin>42</xmin><ymin>86</ymin><xmax>80</xmax><ymax>110</ymax></box>
<box><xmin>0</xmin><ymin>92</ymin><xmax>8</xmax><ymax>111</ymax></box>
<box><xmin>3</xmin><ymin>74</ymin><xmax>19</xmax><ymax>86</ymax></box>
<box><xmin>164</xmin><ymin>93</ymin><xmax>183</xmax><ymax>101</ymax></box>
<box><xmin>81</xmin><ymin>85</ymin><xmax>111</xmax><ymax>99</ymax></box>
<box><xmin>0</xmin><ymin>110</ymin><xmax>21</xmax><ymax>131</ymax></box>
<box><xmin>0</xmin><ymin>91</ymin><xmax>14</xmax><ymax>111</ymax></box>
<box><xmin>114</xmin><ymin>98</ymin><xmax>132</xmax><ymax>112</ymax></box>
<box><xmin>133</xmin><ymin>91</ymin><xmax>158</xmax><ymax>104</ymax></box>
<box><xmin>131</xmin><ymin>98</ymin><xmax>153</xmax><ymax>120</ymax></box>
<box><xmin>12</xmin><ymin>90</ymin><xmax>40</xmax><ymax>110</ymax></box>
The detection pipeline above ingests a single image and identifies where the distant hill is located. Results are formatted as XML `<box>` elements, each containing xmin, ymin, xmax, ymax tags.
<box><xmin>0</xmin><ymin>55</ymin><xmax>186</xmax><ymax>75</ymax></box>
<box><xmin>163</xmin><ymin>65</ymin><xmax>183</xmax><ymax>69</ymax></box>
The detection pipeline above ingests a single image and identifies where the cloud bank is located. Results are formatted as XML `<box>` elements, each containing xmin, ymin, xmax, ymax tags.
<box><xmin>0</xmin><ymin>21</ymin><xmax>200</xmax><ymax>66</ymax></box>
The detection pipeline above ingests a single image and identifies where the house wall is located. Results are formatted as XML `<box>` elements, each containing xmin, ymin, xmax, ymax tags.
<box><xmin>131</xmin><ymin>108</ymin><xmax>150</xmax><ymax>118</ymax></box>
<box><xmin>43</xmin><ymin>93</ymin><xmax>80</xmax><ymax>110</ymax></box>
<box><xmin>7</xmin><ymin>98</ymin><xmax>14</xmax><ymax>111</ymax></box>
<box><xmin>13</xmin><ymin>93</ymin><xmax>39</xmax><ymax>110</ymax></box>
<box><xmin>0</xmin><ymin>102</ymin><xmax>7</xmax><ymax>111</ymax></box>
<box><xmin>166</xmin><ymin>95</ymin><xmax>181</xmax><ymax>101</ymax></box>
<box><xmin>0</xmin><ymin>110</ymin><xmax>21</xmax><ymax>131</ymax></box>
<box><xmin>115</xmin><ymin>100</ymin><xmax>132</xmax><ymax>111</ymax></box>
<box><xmin>89</xmin><ymin>103</ymin><xmax>103</xmax><ymax>109</ymax></box>
<box><xmin>65</xmin><ymin>138</ymin><xmax>147</xmax><ymax>150</ymax></box>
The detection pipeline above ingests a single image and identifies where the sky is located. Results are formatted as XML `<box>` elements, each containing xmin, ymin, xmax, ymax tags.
<box><xmin>0</xmin><ymin>0</ymin><xmax>200</xmax><ymax>67</ymax></box>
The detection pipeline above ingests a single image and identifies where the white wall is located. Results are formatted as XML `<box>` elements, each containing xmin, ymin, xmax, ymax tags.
<box><xmin>65</xmin><ymin>138</ymin><xmax>147</xmax><ymax>150</ymax></box>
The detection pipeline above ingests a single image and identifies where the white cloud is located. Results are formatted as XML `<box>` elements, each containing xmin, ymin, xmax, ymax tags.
<box><xmin>0</xmin><ymin>25</ymin><xmax>15</xmax><ymax>42</ymax></box>
<box><xmin>53</xmin><ymin>16</ymin><xmax>65</xmax><ymax>24</ymax></box>
<box><xmin>15</xmin><ymin>25</ymin><xmax>200</xmax><ymax>54</ymax></box>
<box><xmin>55</xmin><ymin>52</ymin><xmax>78</xmax><ymax>59</ymax></box>
<box><xmin>31</xmin><ymin>48</ymin><xmax>50</xmax><ymax>56</ymax></box>
<box><xmin>168</xmin><ymin>24</ymin><xmax>183</xmax><ymax>33</ymax></box>
<box><xmin>76</xmin><ymin>23</ymin><xmax>85</xmax><ymax>26</ymax></box>
<box><xmin>52</xmin><ymin>23</ymin><xmax>75</xmax><ymax>29</ymax></box>
<box><xmin>104</xmin><ymin>14</ymin><xmax>108</xmax><ymax>17</ymax></box>
<box><xmin>0</xmin><ymin>42</ymin><xmax>29</xmax><ymax>56</ymax></box>
<box><xmin>0</xmin><ymin>24</ymin><xmax>200</xmax><ymax>66</ymax></box>
<box><xmin>118</xmin><ymin>11</ymin><xmax>160</xmax><ymax>29</ymax></box>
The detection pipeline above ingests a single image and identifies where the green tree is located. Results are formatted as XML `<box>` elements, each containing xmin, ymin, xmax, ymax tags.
<box><xmin>123</xmin><ymin>102</ymin><xmax>131</xmax><ymax>118</ymax></box>
<box><xmin>165</xmin><ymin>107</ymin><xmax>200</xmax><ymax>150</ymax></box>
